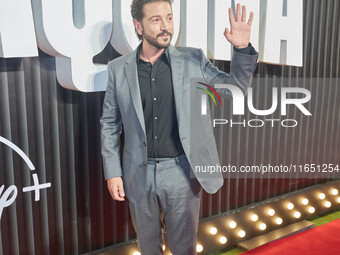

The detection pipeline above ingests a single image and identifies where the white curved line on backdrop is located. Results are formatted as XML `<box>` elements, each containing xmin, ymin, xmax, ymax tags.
<box><xmin>0</xmin><ymin>136</ymin><xmax>35</xmax><ymax>171</ymax></box>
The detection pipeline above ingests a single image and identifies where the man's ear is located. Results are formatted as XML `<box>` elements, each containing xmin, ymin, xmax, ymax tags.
<box><xmin>133</xmin><ymin>19</ymin><xmax>143</xmax><ymax>36</ymax></box>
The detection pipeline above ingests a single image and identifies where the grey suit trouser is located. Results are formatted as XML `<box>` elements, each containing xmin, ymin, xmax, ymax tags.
<box><xmin>128</xmin><ymin>154</ymin><xmax>202</xmax><ymax>255</ymax></box>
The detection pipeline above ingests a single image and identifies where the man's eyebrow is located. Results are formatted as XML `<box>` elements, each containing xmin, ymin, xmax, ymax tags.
<box><xmin>148</xmin><ymin>15</ymin><xmax>161</xmax><ymax>21</ymax></box>
<box><xmin>148</xmin><ymin>13</ymin><xmax>173</xmax><ymax>21</ymax></box>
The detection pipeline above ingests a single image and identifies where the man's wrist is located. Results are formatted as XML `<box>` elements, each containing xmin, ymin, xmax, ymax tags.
<box><xmin>233</xmin><ymin>43</ymin><xmax>257</xmax><ymax>55</ymax></box>
<box><xmin>234</xmin><ymin>43</ymin><xmax>250</xmax><ymax>50</ymax></box>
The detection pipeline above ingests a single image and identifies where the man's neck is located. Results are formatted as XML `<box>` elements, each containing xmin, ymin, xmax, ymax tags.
<box><xmin>140</xmin><ymin>41</ymin><xmax>166</xmax><ymax>65</ymax></box>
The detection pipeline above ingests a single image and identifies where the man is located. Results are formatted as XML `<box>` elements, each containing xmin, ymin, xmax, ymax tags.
<box><xmin>100</xmin><ymin>0</ymin><xmax>258</xmax><ymax>254</ymax></box>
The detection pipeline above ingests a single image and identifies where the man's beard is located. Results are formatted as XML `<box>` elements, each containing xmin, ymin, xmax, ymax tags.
<box><xmin>143</xmin><ymin>30</ymin><xmax>173</xmax><ymax>49</ymax></box>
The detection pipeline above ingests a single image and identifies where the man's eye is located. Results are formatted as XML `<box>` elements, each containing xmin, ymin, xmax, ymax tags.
<box><xmin>152</xmin><ymin>18</ymin><xmax>160</xmax><ymax>22</ymax></box>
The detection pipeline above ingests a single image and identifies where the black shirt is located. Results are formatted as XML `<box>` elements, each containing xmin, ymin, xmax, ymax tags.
<box><xmin>137</xmin><ymin>46</ymin><xmax>184</xmax><ymax>158</ymax></box>
<box><xmin>136</xmin><ymin>43</ymin><xmax>256</xmax><ymax>158</ymax></box>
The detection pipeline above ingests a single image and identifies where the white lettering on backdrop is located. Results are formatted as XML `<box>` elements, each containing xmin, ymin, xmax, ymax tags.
<box><xmin>0</xmin><ymin>0</ymin><xmax>303</xmax><ymax>92</ymax></box>
<box><xmin>0</xmin><ymin>136</ymin><xmax>51</xmax><ymax>221</ymax></box>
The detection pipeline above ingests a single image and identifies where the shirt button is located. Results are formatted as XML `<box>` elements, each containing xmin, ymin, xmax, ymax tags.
<box><xmin>154</xmin><ymin>117</ymin><xmax>158</xmax><ymax>120</ymax></box>
<box><xmin>143</xmin><ymin>162</ymin><xmax>147</xmax><ymax>166</ymax></box>
<box><xmin>143</xmin><ymin>142</ymin><xmax>147</xmax><ymax>147</ymax></box>
<box><xmin>154</xmin><ymin>136</ymin><xmax>158</xmax><ymax>140</ymax></box>
<box><xmin>152</xmin><ymin>78</ymin><xmax>155</xmax><ymax>82</ymax></box>
<box><xmin>153</xmin><ymin>97</ymin><xmax>157</xmax><ymax>101</ymax></box>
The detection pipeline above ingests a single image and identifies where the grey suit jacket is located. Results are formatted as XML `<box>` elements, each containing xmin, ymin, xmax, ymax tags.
<box><xmin>101</xmin><ymin>44</ymin><xmax>258</xmax><ymax>202</ymax></box>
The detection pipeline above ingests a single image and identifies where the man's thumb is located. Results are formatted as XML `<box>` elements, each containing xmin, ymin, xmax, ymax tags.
<box><xmin>224</xmin><ymin>28</ymin><xmax>232</xmax><ymax>42</ymax></box>
<box><xmin>119</xmin><ymin>185</ymin><xmax>125</xmax><ymax>197</ymax></box>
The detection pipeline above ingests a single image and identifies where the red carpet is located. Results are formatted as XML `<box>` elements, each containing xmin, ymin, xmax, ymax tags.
<box><xmin>242</xmin><ymin>219</ymin><xmax>340</xmax><ymax>255</ymax></box>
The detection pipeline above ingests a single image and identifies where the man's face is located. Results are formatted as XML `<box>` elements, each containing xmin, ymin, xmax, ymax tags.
<box><xmin>137</xmin><ymin>1</ymin><xmax>174</xmax><ymax>49</ymax></box>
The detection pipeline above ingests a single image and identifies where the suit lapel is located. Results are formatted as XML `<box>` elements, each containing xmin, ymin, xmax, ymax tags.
<box><xmin>169</xmin><ymin>45</ymin><xmax>184</xmax><ymax>128</ymax></box>
<box><xmin>124</xmin><ymin>50</ymin><xmax>146</xmax><ymax>136</ymax></box>
<box><xmin>123</xmin><ymin>45</ymin><xmax>184</xmax><ymax>137</ymax></box>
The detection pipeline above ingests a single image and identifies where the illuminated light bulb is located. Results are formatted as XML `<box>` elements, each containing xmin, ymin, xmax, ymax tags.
<box><xmin>294</xmin><ymin>211</ymin><xmax>301</xmax><ymax>218</ymax></box>
<box><xmin>287</xmin><ymin>203</ymin><xmax>294</xmax><ymax>210</ymax></box>
<box><xmin>325</xmin><ymin>201</ymin><xmax>331</xmax><ymax>208</ymax></box>
<box><xmin>276</xmin><ymin>217</ymin><xmax>283</xmax><ymax>225</ymax></box>
<box><xmin>319</xmin><ymin>193</ymin><xmax>326</xmax><ymax>200</ymax></box>
<box><xmin>162</xmin><ymin>245</ymin><xmax>166</xmax><ymax>251</ymax></box>
<box><xmin>196</xmin><ymin>244</ymin><xmax>203</xmax><ymax>253</ymax></box>
<box><xmin>229</xmin><ymin>221</ymin><xmax>237</xmax><ymax>229</ymax></box>
<box><xmin>209</xmin><ymin>227</ymin><xmax>218</xmax><ymax>235</ymax></box>
<box><xmin>259</xmin><ymin>223</ymin><xmax>267</xmax><ymax>230</ymax></box>
<box><xmin>251</xmin><ymin>214</ymin><xmax>259</xmax><ymax>222</ymax></box>
<box><xmin>302</xmin><ymin>198</ymin><xmax>309</xmax><ymax>205</ymax></box>
<box><xmin>238</xmin><ymin>230</ymin><xmax>246</xmax><ymax>238</ymax></box>
<box><xmin>268</xmin><ymin>209</ymin><xmax>275</xmax><ymax>216</ymax></box>
<box><xmin>308</xmin><ymin>206</ymin><xmax>315</xmax><ymax>213</ymax></box>
<box><xmin>331</xmin><ymin>189</ymin><xmax>338</xmax><ymax>196</ymax></box>
<box><xmin>132</xmin><ymin>252</ymin><xmax>141</xmax><ymax>255</ymax></box>
<box><xmin>219</xmin><ymin>236</ymin><xmax>227</xmax><ymax>244</ymax></box>
<box><xmin>337</xmin><ymin>197</ymin><xmax>340</xmax><ymax>203</ymax></box>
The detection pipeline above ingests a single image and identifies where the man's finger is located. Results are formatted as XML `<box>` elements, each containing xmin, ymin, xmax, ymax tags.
<box><xmin>114</xmin><ymin>186</ymin><xmax>125</xmax><ymax>201</ymax></box>
<box><xmin>224</xmin><ymin>28</ymin><xmax>229</xmax><ymax>36</ymax></box>
<box><xmin>224</xmin><ymin>28</ymin><xmax>232</xmax><ymax>42</ymax></box>
<box><xmin>117</xmin><ymin>182</ymin><xmax>125</xmax><ymax>199</ymax></box>
<box><xmin>247</xmin><ymin>12</ymin><xmax>254</xmax><ymax>26</ymax></box>
<box><xmin>241</xmin><ymin>5</ymin><xmax>247</xmax><ymax>23</ymax></box>
<box><xmin>107</xmin><ymin>178</ymin><xmax>125</xmax><ymax>201</ymax></box>
<box><xmin>109</xmin><ymin>188</ymin><xmax>118</xmax><ymax>201</ymax></box>
<box><xmin>228</xmin><ymin>8</ymin><xmax>235</xmax><ymax>27</ymax></box>
<box><xmin>236</xmin><ymin>3</ymin><xmax>241</xmax><ymax>22</ymax></box>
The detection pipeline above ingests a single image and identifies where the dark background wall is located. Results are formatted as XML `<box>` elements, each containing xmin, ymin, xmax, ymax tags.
<box><xmin>0</xmin><ymin>0</ymin><xmax>339</xmax><ymax>254</ymax></box>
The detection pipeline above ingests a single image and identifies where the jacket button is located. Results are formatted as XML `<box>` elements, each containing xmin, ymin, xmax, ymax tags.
<box><xmin>143</xmin><ymin>142</ymin><xmax>147</xmax><ymax>147</ymax></box>
<box><xmin>143</xmin><ymin>162</ymin><xmax>147</xmax><ymax>166</ymax></box>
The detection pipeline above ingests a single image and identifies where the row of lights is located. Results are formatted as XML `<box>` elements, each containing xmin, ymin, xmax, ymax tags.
<box><xmin>196</xmin><ymin>188</ymin><xmax>340</xmax><ymax>253</ymax></box>
<box><xmin>131</xmin><ymin>188</ymin><xmax>340</xmax><ymax>254</ymax></box>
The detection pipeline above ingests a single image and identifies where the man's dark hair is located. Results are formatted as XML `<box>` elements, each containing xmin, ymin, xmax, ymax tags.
<box><xmin>131</xmin><ymin>0</ymin><xmax>174</xmax><ymax>40</ymax></box>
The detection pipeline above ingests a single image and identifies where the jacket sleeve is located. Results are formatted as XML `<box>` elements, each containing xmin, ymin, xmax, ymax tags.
<box><xmin>199</xmin><ymin>46</ymin><xmax>258</xmax><ymax>96</ymax></box>
<box><xmin>100</xmin><ymin>62</ymin><xmax>123</xmax><ymax>180</ymax></box>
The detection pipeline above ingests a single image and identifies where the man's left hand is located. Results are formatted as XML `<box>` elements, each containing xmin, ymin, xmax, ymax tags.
<box><xmin>224</xmin><ymin>3</ymin><xmax>254</xmax><ymax>49</ymax></box>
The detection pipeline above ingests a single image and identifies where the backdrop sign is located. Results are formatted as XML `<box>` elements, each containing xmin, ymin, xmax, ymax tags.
<box><xmin>0</xmin><ymin>0</ymin><xmax>303</xmax><ymax>92</ymax></box>
<box><xmin>0</xmin><ymin>137</ymin><xmax>51</xmax><ymax>221</ymax></box>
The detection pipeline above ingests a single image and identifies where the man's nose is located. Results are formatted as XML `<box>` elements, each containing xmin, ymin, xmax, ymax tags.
<box><xmin>160</xmin><ymin>19</ymin><xmax>168</xmax><ymax>30</ymax></box>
